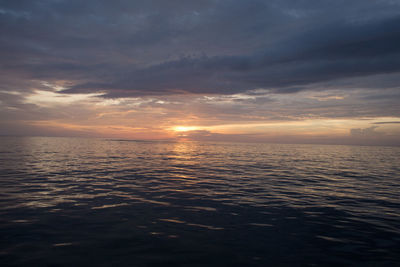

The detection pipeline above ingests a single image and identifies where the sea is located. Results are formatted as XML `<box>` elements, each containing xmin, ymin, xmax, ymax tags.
<box><xmin>0</xmin><ymin>136</ymin><xmax>399</xmax><ymax>266</ymax></box>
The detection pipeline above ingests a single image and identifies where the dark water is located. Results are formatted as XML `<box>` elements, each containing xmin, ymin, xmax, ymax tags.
<box><xmin>0</xmin><ymin>137</ymin><xmax>399</xmax><ymax>266</ymax></box>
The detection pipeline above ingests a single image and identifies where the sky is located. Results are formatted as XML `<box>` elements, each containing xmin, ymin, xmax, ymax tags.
<box><xmin>1</xmin><ymin>0</ymin><xmax>400</xmax><ymax>145</ymax></box>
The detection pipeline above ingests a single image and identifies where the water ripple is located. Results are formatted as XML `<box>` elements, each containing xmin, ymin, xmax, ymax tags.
<box><xmin>0</xmin><ymin>137</ymin><xmax>399</xmax><ymax>266</ymax></box>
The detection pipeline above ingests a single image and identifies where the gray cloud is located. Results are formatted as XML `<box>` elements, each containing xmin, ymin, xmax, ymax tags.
<box><xmin>373</xmin><ymin>121</ymin><xmax>400</xmax><ymax>125</ymax></box>
<box><xmin>1</xmin><ymin>0</ymin><xmax>400</xmax><ymax>97</ymax></box>
<box><xmin>350</xmin><ymin>126</ymin><xmax>382</xmax><ymax>137</ymax></box>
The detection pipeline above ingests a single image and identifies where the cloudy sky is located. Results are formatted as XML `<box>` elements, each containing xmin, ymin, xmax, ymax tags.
<box><xmin>1</xmin><ymin>0</ymin><xmax>400</xmax><ymax>145</ymax></box>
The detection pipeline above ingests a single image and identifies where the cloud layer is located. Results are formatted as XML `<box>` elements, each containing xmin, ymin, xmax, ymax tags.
<box><xmin>1</xmin><ymin>0</ymin><xmax>400</xmax><ymax>145</ymax></box>
<box><xmin>1</xmin><ymin>0</ymin><xmax>400</xmax><ymax>97</ymax></box>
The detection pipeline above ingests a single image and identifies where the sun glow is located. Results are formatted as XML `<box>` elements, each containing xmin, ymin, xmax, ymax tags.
<box><xmin>172</xmin><ymin>126</ymin><xmax>199</xmax><ymax>132</ymax></box>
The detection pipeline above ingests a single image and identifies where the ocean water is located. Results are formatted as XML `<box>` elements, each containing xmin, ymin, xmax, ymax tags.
<box><xmin>0</xmin><ymin>137</ymin><xmax>399</xmax><ymax>266</ymax></box>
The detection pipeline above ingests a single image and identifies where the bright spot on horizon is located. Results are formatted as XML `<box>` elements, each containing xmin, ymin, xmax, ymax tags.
<box><xmin>172</xmin><ymin>126</ymin><xmax>200</xmax><ymax>132</ymax></box>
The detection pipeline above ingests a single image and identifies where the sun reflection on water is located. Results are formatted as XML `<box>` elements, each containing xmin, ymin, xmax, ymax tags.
<box><xmin>1</xmin><ymin>137</ymin><xmax>400</xmax><ymax>265</ymax></box>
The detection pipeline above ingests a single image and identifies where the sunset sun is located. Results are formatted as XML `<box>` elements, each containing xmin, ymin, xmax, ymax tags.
<box><xmin>172</xmin><ymin>126</ymin><xmax>200</xmax><ymax>132</ymax></box>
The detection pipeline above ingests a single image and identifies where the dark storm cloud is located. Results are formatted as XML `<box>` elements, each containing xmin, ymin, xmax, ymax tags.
<box><xmin>1</xmin><ymin>0</ymin><xmax>400</xmax><ymax>97</ymax></box>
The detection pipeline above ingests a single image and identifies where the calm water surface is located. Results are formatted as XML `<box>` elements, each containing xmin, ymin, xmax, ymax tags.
<box><xmin>0</xmin><ymin>137</ymin><xmax>399</xmax><ymax>266</ymax></box>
